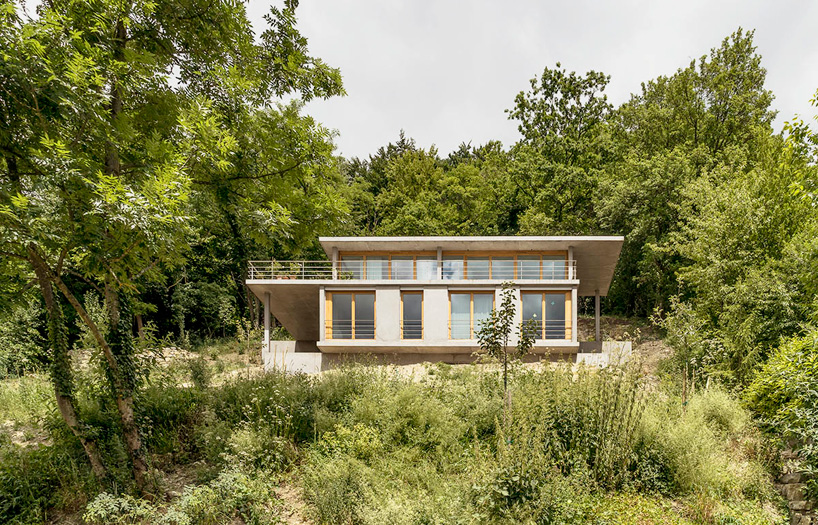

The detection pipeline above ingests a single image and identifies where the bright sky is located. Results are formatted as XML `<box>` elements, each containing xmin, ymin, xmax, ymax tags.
<box><xmin>245</xmin><ymin>1</ymin><xmax>818</xmax><ymax>159</ymax></box>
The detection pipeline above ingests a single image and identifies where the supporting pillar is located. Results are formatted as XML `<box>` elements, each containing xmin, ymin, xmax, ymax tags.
<box><xmin>567</xmin><ymin>246</ymin><xmax>574</xmax><ymax>280</ymax></box>
<box><xmin>594</xmin><ymin>289</ymin><xmax>601</xmax><ymax>342</ymax></box>
<box><xmin>331</xmin><ymin>246</ymin><xmax>338</xmax><ymax>280</ymax></box>
<box><xmin>263</xmin><ymin>292</ymin><xmax>271</xmax><ymax>364</ymax></box>
<box><xmin>436</xmin><ymin>246</ymin><xmax>443</xmax><ymax>280</ymax></box>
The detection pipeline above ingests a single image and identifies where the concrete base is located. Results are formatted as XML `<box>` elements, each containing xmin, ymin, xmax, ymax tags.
<box><xmin>576</xmin><ymin>341</ymin><xmax>632</xmax><ymax>367</ymax></box>
<box><xmin>263</xmin><ymin>340</ymin><xmax>631</xmax><ymax>374</ymax></box>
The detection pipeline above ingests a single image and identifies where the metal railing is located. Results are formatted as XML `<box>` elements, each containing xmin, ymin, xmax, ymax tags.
<box><xmin>249</xmin><ymin>259</ymin><xmax>577</xmax><ymax>281</ymax></box>
<box><xmin>323</xmin><ymin>320</ymin><xmax>375</xmax><ymax>340</ymax></box>
<box><xmin>449</xmin><ymin>320</ymin><xmax>572</xmax><ymax>340</ymax></box>
<box><xmin>401</xmin><ymin>321</ymin><xmax>423</xmax><ymax>340</ymax></box>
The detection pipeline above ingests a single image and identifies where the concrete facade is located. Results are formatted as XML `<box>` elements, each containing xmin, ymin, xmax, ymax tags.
<box><xmin>247</xmin><ymin>236</ymin><xmax>624</xmax><ymax>372</ymax></box>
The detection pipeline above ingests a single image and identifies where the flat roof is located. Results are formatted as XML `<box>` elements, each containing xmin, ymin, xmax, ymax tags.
<box><xmin>319</xmin><ymin>236</ymin><xmax>624</xmax><ymax>296</ymax></box>
<box><xmin>320</xmin><ymin>235</ymin><xmax>624</xmax><ymax>253</ymax></box>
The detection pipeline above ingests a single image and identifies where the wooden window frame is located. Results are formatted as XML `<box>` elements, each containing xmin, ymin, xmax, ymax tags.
<box><xmin>448</xmin><ymin>291</ymin><xmax>495</xmax><ymax>339</ymax></box>
<box><xmin>400</xmin><ymin>291</ymin><xmax>424</xmax><ymax>340</ymax></box>
<box><xmin>325</xmin><ymin>291</ymin><xmax>376</xmax><ymax>340</ymax></box>
<box><xmin>338</xmin><ymin>251</ymin><xmax>570</xmax><ymax>280</ymax></box>
<box><xmin>520</xmin><ymin>291</ymin><xmax>572</xmax><ymax>340</ymax></box>
<box><xmin>339</xmin><ymin>252</ymin><xmax>437</xmax><ymax>280</ymax></box>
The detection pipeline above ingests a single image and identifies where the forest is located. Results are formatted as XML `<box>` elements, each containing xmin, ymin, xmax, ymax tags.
<box><xmin>1</xmin><ymin>0</ymin><xmax>817</xmax><ymax>523</ymax></box>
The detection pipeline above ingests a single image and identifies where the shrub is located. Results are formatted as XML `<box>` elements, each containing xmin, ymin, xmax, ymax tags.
<box><xmin>746</xmin><ymin>331</ymin><xmax>818</xmax><ymax>500</ymax></box>
<box><xmin>301</xmin><ymin>455</ymin><xmax>368</xmax><ymax>524</ymax></box>
<box><xmin>83</xmin><ymin>469</ymin><xmax>280</xmax><ymax>525</ymax></box>
<box><xmin>0</xmin><ymin>300</ymin><xmax>47</xmax><ymax>379</ymax></box>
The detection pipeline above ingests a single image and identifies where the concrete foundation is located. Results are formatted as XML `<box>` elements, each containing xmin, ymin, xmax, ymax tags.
<box><xmin>263</xmin><ymin>340</ymin><xmax>631</xmax><ymax>373</ymax></box>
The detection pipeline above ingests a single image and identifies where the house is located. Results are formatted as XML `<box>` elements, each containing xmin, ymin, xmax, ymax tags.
<box><xmin>246</xmin><ymin>236</ymin><xmax>625</xmax><ymax>373</ymax></box>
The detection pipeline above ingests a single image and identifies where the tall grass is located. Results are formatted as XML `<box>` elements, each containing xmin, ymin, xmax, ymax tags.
<box><xmin>0</xmin><ymin>361</ymin><xmax>783</xmax><ymax>524</ymax></box>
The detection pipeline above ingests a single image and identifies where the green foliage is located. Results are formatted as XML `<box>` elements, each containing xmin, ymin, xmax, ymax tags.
<box><xmin>476</xmin><ymin>282</ymin><xmax>536</xmax><ymax>401</ymax></box>
<box><xmin>0</xmin><ymin>299</ymin><xmax>47</xmax><ymax>379</ymax></box>
<box><xmin>508</xmin><ymin>62</ymin><xmax>614</xmax><ymax>235</ymax></box>
<box><xmin>83</xmin><ymin>469</ymin><xmax>281</xmax><ymax>525</ymax></box>
<box><xmin>746</xmin><ymin>332</ymin><xmax>818</xmax><ymax>500</ymax></box>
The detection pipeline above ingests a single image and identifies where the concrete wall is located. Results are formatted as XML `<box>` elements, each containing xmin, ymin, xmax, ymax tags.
<box><xmin>424</xmin><ymin>287</ymin><xmax>449</xmax><ymax>341</ymax></box>
<box><xmin>319</xmin><ymin>283</ymin><xmax>577</xmax><ymax>348</ymax></box>
<box><xmin>376</xmin><ymin>287</ymin><xmax>401</xmax><ymax>342</ymax></box>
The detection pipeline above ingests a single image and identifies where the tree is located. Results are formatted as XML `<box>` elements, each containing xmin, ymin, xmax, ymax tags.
<box><xmin>507</xmin><ymin>63</ymin><xmax>614</xmax><ymax>234</ymax></box>
<box><xmin>0</xmin><ymin>0</ymin><xmax>342</xmax><ymax>488</ymax></box>
<box><xmin>476</xmin><ymin>283</ymin><xmax>536</xmax><ymax>419</ymax></box>
<box><xmin>597</xmin><ymin>28</ymin><xmax>777</xmax><ymax>316</ymax></box>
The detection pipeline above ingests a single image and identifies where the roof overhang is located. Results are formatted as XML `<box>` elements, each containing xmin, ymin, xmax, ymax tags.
<box><xmin>319</xmin><ymin>236</ymin><xmax>624</xmax><ymax>296</ymax></box>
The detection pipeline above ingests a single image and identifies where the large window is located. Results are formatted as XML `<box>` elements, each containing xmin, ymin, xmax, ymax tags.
<box><xmin>401</xmin><ymin>292</ymin><xmax>423</xmax><ymax>339</ymax></box>
<box><xmin>327</xmin><ymin>292</ymin><xmax>375</xmax><ymax>339</ymax></box>
<box><xmin>339</xmin><ymin>254</ymin><xmax>436</xmax><ymax>280</ymax></box>
<box><xmin>338</xmin><ymin>253</ymin><xmax>568</xmax><ymax>280</ymax></box>
<box><xmin>521</xmin><ymin>292</ymin><xmax>569</xmax><ymax>340</ymax></box>
<box><xmin>443</xmin><ymin>254</ymin><xmax>568</xmax><ymax>280</ymax></box>
<box><xmin>450</xmin><ymin>292</ymin><xmax>494</xmax><ymax>339</ymax></box>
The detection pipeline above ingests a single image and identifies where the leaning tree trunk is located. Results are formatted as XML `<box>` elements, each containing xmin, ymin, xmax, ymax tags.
<box><xmin>31</xmin><ymin>244</ymin><xmax>148</xmax><ymax>490</ymax></box>
<box><xmin>28</xmin><ymin>246</ymin><xmax>108</xmax><ymax>480</ymax></box>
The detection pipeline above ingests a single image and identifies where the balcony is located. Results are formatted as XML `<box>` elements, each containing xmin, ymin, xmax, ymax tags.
<box><xmin>248</xmin><ymin>259</ymin><xmax>577</xmax><ymax>281</ymax></box>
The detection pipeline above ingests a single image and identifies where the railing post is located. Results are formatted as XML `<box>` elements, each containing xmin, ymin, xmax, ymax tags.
<box><xmin>332</xmin><ymin>247</ymin><xmax>338</xmax><ymax>280</ymax></box>
<box><xmin>567</xmin><ymin>246</ymin><xmax>574</xmax><ymax>279</ymax></box>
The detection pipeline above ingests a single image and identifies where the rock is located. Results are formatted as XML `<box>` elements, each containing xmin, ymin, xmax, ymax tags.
<box><xmin>781</xmin><ymin>472</ymin><xmax>805</xmax><ymax>484</ymax></box>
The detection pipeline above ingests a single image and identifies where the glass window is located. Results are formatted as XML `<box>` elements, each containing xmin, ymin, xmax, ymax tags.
<box><xmin>542</xmin><ymin>256</ymin><xmax>567</xmax><ymax>280</ymax></box>
<box><xmin>416</xmin><ymin>256</ymin><xmax>437</xmax><ymax>280</ymax></box>
<box><xmin>545</xmin><ymin>293</ymin><xmax>566</xmax><ymax>339</ymax></box>
<box><xmin>450</xmin><ymin>293</ymin><xmax>494</xmax><ymax>339</ymax></box>
<box><xmin>491</xmin><ymin>257</ymin><xmax>514</xmax><ymax>280</ymax></box>
<box><xmin>391</xmin><ymin>256</ymin><xmax>414</xmax><ymax>280</ymax></box>
<box><xmin>329</xmin><ymin>292</ymin><xmax>375</xmax><ymax>339</ymax></box>
<box><xmin>522</xmin><ymin>293</ymin><xmax>543</xmax><ymax>340</ymax></box>
<box><xmin>517</xmin><ymin>255</ymin><xmax>541</xmax><ymax>280</ymax></box>
<box><xmin>473</xmin><ymin>293</ymin><xmax>494</xmax><ymax>333</ymax></box>
<box><xmin>467</xmin><ymin>257</ymin><xmax>490</xmax><ymax>279</ymax></box>
<box><xmin>366</xmin><ymin>256</ymin><xmax>388</xmax><ymax>280</ymax></box>
<box><xmin>340</xmin><ymin>257</ymin><xmax>363</xmax><ymax>280</ymax></box>
<box><xmin>402</xmin><ymin>293</ymin><xmax>423</xmax><ymax>339</ymax></box>
<box><xmin>354</xmin><ymin>293</ymin><xmax>375</xmax><ymax>339</ymax></box>
<box><xmin>442</xmin><ymin>256</ymin><xmax>464</xmax><ymax>280</ymax></box>
<box><xmin>450</xmin><ymin>293</ymin><xmax>471</xmax><ymax>339</ymax></box>
<box><xmin>331</xmin><ymin>293</ymin><xmax>352</xmax><ymax>339</ymax></box>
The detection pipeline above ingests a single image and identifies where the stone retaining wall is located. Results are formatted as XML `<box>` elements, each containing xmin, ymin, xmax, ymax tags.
<box><xmin>777</xmin><ymin>451</ymin><xmax>815</xmax><ymax>525</ymax></box>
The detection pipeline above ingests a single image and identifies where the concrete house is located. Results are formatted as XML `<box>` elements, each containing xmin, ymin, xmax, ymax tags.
<box><xmin>246</xmin><ymin>236</ymin><xmax>624</xmax><ymax>373</ymax></box>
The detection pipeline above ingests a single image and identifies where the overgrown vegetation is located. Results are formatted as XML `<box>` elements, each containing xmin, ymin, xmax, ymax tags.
<box><xmin>0</xmin><ymin>351</ymin><xmax>786</xmax><ymax>524</ymax></box>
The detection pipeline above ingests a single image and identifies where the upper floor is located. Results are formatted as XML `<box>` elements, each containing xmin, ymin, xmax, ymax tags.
<box><xmin>248</xmin><ymin>236</ymin><xmax>623</xmax><ymax>295</ymax></box>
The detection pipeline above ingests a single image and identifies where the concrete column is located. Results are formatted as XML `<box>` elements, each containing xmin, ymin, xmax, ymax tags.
<box><xmin>571</xmin><ymin>287</ymin><xmax>578</xmax><ymax>342</ymax></box>
<box><xmin>595</xmin><ymin>290</ymin><xmax>601</xmax><ymax>342</ymax></box>
<box><xmin>331</xmin><ymin>246</ymin><xmax>338</xmax><ymax>280</ymax></box>
<box><xmin>436</xmin><ymin>246</ymin><xmax>443</xmax><ymax>280</ymax></box>
<box><xmin>263</xmin><ymin>291</ymin><xmax>271</xmax><ymax>359</ymax></box>
<box><xmin>567</xmin><ymin>246</ymin><xmax>574</xmax><ymax>280</ymax></box>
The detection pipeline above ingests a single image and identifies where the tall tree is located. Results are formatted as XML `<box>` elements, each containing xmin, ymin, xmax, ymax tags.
<box><xmin>598</xmin><ymin>28</ymin><xmax>776</xmax><ymax>316</ymax></box>
<box><xmin>507</xmin><ymin>63</ymin><xmax>614</xmax><ymax>234</ymax></box>
<box><xmin>0</xmin><ymin>0</ymin><xmax>342</xmax><ymax>487</ymax></box>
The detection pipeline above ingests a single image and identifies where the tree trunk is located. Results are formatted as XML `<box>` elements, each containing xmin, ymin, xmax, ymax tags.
<box><xmin>31</xmin><ymin>245</ymin><xmax>148</xmax><ymax>490</ymax></box>
<box><xmin>27</xmin><ymin>245</ymin><xmax>108</xmax><ymax>481</ymax></box>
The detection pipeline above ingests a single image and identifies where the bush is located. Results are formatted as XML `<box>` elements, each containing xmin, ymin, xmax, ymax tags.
<box><xmin>83</xmin><ymin>469</ymin><xmax>279</xmax><ymax>525</ymax></box>
<box><xmin>0</xmin><ymin>300</ymin><xmax>47</xmax><ymax>379</ymax></box>
<box><xmin>635</xmin><ymin>386</ymin><xmax>772</xmax><ymax>499</ymax></box>
<box><xmin>746</xmin><ymin>331</ymin><xmax>818</xmax><ymax>500</ymax></box>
